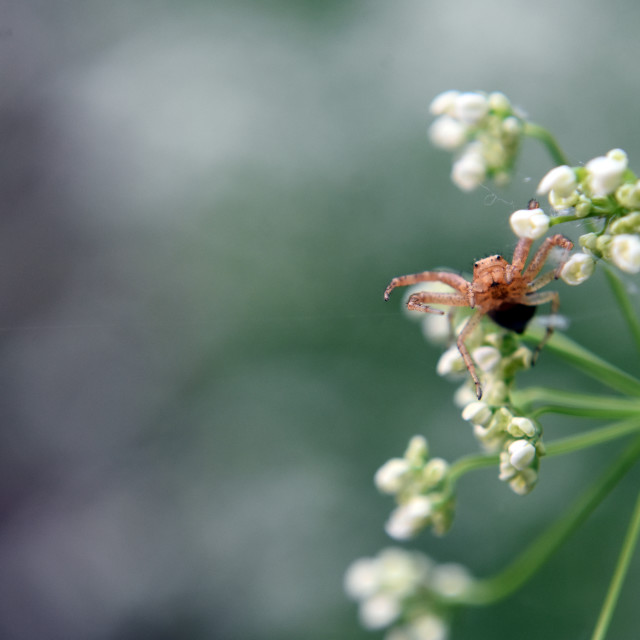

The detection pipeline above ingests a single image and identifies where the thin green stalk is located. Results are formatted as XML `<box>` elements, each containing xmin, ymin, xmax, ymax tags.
<box><xmin>449</xmin><ymin>452</ymin><xmax>499</xmax><ymax>482</ymax></box>
<box><xmin>523</xmin><ymin>329</ymin><xmax>640</xmax><ymax>396</ymax></box>
<box><xmin>545</xmin><ymin>418</ymin><xmax>640</xmax><ymax>457</ymax></box>
<box><xmin>512</xmin><ymin>387</ymin><xmax>640</xmax><ymax>419</ymax></box>
<box><xmin>590</xmin><ymin>487</ymin><xmax>640</xmax><ymax>640</ymax></box>
<box><xmin>451</xmin><ymin>435</ymin><xmax>640</xmax><ymax>606</ymax></box>
<box><xmin>523</xmin><ymin>122</ymin><xmax>570</xmax><ymax>166</ymax></box>
<box><xmin>602</xmin><ymin>266</ymin><xmax>640</xmax><ymax>357</ymax></box>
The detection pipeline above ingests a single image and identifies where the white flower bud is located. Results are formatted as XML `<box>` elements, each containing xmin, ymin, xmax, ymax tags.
<box><xmin>404</xmin><ymin>434</ymin><xmax>429</xmax><ymax>465</ymax></box>
<box><xmin>421</xmin><ymin>313</ymin><xmax>451</xmax><ymax>344</ymax></box>
<box><xmin>610</xmin><ymin>234</ymin><xmax>640</xmax><ymax>273</ymax></box>
<box><xmin>508</xmin><ymin>439</ymin><xmax>536</xmax><ymax>470</ymax></box>
<box><xmin>436</xmin><ymin>345</ymin><xmax>465</xmax><ymax>377</ymax></box>
<box><xmin>509</xmin><ymin>207</ymin><xmax>550</xmax><ymax>239</ymax></box>
<box><xmin>560</xmin><ymin>252</ymin><xmax>596</xmax><ymax>285</ymax></box>
<box><xmin>509</xmin><ymin>467</ymin><xmax>538</xmax><ymax>495</ymax></box>
<box><xmin>431</xmin><ymin>563</ymin><xmax>473</xmax><ymax>597</ymax></box>
<box><xmin>344</xmin><ymin>557</ymin><xmax>380</xmax><ymax>600</ymax></box>
<box><xmin>508</xmin><ymin>416</ymin><xmax>536</xmax><ymax>438</ymax></box>
<box><xmin>408</xmin><ymin>615</ymin><xmax>449</xmax><ymax>640</ymax></box>
<box><xmin>488</xmin><ymin>91</ymin><xmax>511</xmax><ymax>113</ymax></box>
<box><xmin>384</xmin><ymin>497</ymin><xmax>431</xmax><ymax>540</ymax></box>
<box><xmin>423</xmin><ymin>458</ymin><xmax>449</xmax><ymax>485</ymax></box>
<box><xmin>428</xmin><ymin>115</ymin><xmax>468</xmax><ymax>150</ymax></box>
<box><xmin>548</xmin><ymin>189</ymin><xmax>579</xmax><ymax>212</ymax></box>
<box><xmin>501</xmin><ymin>116</ymin><xmax>521</xmax><ymax>136</ymax></box>
<box><xmin>429</xmin><ymin>90</ymin><xmax>460</xmax><ymax>116</ymax></box>
<box><xmin>616</xmin><ymin>181</ymin><xmax>640</xmax><ymax>209</ymax></box>
<box><xmin>453</xmin><ymin>92</ymin><xmax>489</xmax><ymax>124</ymax></box>
<box><xmin>359</xmin><ymin>593</ymin><xmax>400</xmax><ymax>629</ymax></box>
<box><xmin>537</xmin><ymin>165</ymin><xmax>577</xmax><ymax>197</ymax></box>
<box><xmin>375</xmin><ymin>458</ymin><xmax>410</xmax><ymax>494</ymax></box>
<box><xmin>461</xmin><ymin>400</ymin><xmax>492</xmax><ymax>426</ymax></box>
<box><xmin>585</xmin><ymin>149</ymin><xmax>628</xmax><ymax>197</ymax></box>
<box><xmin>471</xmin><ymin>345</ymin><xmax>502</xmax><ymax>372</ymax></box>
<box><xmin>451</xmin><ymin>150</ymin><xmax>486</xmax><ymax>191</ymax></box>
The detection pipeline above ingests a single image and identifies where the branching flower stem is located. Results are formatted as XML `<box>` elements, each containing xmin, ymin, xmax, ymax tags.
<box><xmin>511</xmin><ymin>387</ymin><xmax>640</xmax><ymax>419</ymax></box>
<box><xmin>523</xmin><ymin>122</ymin><xmax>570</xmax><ymax>167</ymax></box>
<box><xmin>590</xmin><ymin>486</ymin><xmax>640</xmax><ymax>640</ymax></box>
<box><xmin>522</xmin><ymin>329</ymin><xmax>640</xmax><ymax>396</ymax></box>
<box><xmin>449</xmin><ymin>435</ymin><xmax>640</xmax><ymax>607</ymax></box>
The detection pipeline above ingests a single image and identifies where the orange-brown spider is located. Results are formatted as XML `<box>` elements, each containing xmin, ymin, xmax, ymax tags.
<box><xmin>384</xmin><ymin>209</ymin><xmax>573</xmax><ymax>400</ymax></box>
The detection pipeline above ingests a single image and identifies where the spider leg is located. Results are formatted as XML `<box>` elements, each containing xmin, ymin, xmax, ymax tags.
<box><xmin>523</xmin><ymin>234</ymin><xmax>573</xmax><ymax>281</ymax></box>
<box><xmin>526</xmin><ymin>270</ymin><xmax>556</xmax><ymax>293</ymax></box>
<box><xmin>510</xmin><ymin>237</ymin><xmax>534</xmax><ymax>275</ymax></box>
<box><xmin>456</xmin><ymin>310</ymin><xmax>485</xmax><ymax>399</ymax></box>
<box><xmin>384</xmin><ymin>271</ymin><xmax>469</xmax><ymax>301</ymax></box>
<box><xmin>520</xmin><ymin>290</ymin><xmax>559</xmax><ymax>363</ymax></box>
<box><xmin>407</xmin><ymin>291</ymin><xmax>470</xmax><ymax>314</ymax></box>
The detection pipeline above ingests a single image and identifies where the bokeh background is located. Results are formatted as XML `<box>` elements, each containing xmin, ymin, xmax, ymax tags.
<box><xmin>2</xmin><ymin>1</ymin><xmax>640</xmax><ymax>638</ymax></box>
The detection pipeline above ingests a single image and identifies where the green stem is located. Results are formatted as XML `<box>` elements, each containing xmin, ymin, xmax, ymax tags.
<box><xmin>451</xmin><ymin>435</ymin><xmax>640</xmax><ymax>606</ymax></box>
<box><xmin>545</xmin><ymin>418</ymin><xmax>640</xmax><ymax>457</ymax></box>
<box><xmin>523</xmin><ymin>329</ymin><xmax>640</xmax><ymax>396</ymax></box>
<box><xmin>602</xmin><ymin>266</ymin><xmax>640</xmax><ymax>357</ymax></box>
<box><xmin>449</xmin><ymin>452</ymin><xmax>499</xmax><ymax>482</ymax></box>
<box><xmin>590</xmin><ymin>486</ymin><xmax>640</xmax><ymax>640</ymax></box>
<box><xmin>523</xmin><ymin>122</ymin><xmax>570</xmax><ymax>166</ymax></box>
<box><xmin>512</xmin><ymin>387</ymin><xmax>640</xmax><ymax>419</ymax></box>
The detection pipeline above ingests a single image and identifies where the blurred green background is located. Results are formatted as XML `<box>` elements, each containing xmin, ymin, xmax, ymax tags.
<box><xmin>2</xmin><ymin>1</ymin><xmax>640</xmax><ymax>638</ymax></box>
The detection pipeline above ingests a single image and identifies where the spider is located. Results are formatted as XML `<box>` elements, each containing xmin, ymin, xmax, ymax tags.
<box><xmin>384</xmin><ymin>203</ymin><xmax>573</xmax><ymax>400</ymax></box>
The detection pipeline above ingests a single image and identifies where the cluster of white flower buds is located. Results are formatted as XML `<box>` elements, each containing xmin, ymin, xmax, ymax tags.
<box><xmin>536</xmin><ymin>149</ymin><xmax>640</xmax><ymax>278</ymax></box>
<box><xmin>462</xmin><ymin>402</ymin><xmax>543</xmax><ymax>495</ymax></box>
<box><xmin>374</xmin><ymin>435</ymin><xmax>455</xmax><ymax>539</ymax></box>
<box><xmin>450</xmin><ymin>331</ymin><xmax>543</xmax><ymax>494</ymax></box>
<box><xmin>344</xmin><ymin>547</ymin><xmax>472</xmax><ymax>638</ymax></box>
<box><xmin>428</xmin><ymin>90</ymin><xmax>524</xmax><ymax>191</ymax></box>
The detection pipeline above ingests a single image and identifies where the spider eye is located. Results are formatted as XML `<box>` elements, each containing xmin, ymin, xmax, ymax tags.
<box><xmin>474</xmin><ymin>262</ymin><xmax>478</xmax><ymax>268</ymax></box>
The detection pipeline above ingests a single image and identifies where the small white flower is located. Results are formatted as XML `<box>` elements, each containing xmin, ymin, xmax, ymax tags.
<box><xmin>508</xmin><ymin>439</ymin><xmax>536</xmax><ymax>470</ymax></box>
<box><xmin>508</xmin><ymin>416</ymin><xmax>536</xmax><ymax>438</ymax></box>
<box><xmin>428</xmin><ymin>115</ymin><xmax>468</xmax><ymax>150</ymax></box>
<box><xmin>453</xmin><ymin>92</ymin><xmax>489</xmax><ymax>124</ymax></box>
<box><xmin>375</xmin><ymin>458</ymin><xmax>411</xmax><ymax>494</ymax></box>
<box><xmin>344</xmin><ymin>558</ymin><xmax>380</xmax><ymax>600</ymax></box>
<box><xmin>561</xmin><ymin>252</ymin><xmax>596</xmax><ymax>285</ymax></box>
<box><xmin>471</xmin><ymin>345</ymin><xmax>502</xmax><ymax>372</ymax></box>
<box><xmin>429</xmin><ymin>90</ymin><xmax>460</xmax><ymax>116</ymax></box>
<box><xmin>509</xmin><ymin>207</ymin><xmax>550</xmax><ymax>239</ymax></box>
<box><xmin>461</xmin><ymin>400</ymin><xmax>492</xmax><ymax>426</ymax></box>
<box><xmin>585</xmin><ymin>149</ymin><xmax>628</xmax><ymax>197</ymax></box>
<box><xmin>537</xmin><ymin>165</ymin><xmax>577</xmax><ymax>197</ymax></box>
<box><xmin>359</xmin><ymin>593</ymin><xmax>401</xmax><ymax>630</ymax></box>
<box><xmin>451</xmin><ymin>150</ymin><xmax>486</xmax><ymax>191</ymax></box>
<box><xmin>610</xmin><ymin>234</ymin><xmax>640</xmax><ymax>273</ymax></box>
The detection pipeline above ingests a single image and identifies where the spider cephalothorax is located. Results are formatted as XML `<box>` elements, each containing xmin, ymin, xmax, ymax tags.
<box><xmin>384</xmin><ymin>208</ymin><xmax>573</xmax><ymax>399</ymax></box>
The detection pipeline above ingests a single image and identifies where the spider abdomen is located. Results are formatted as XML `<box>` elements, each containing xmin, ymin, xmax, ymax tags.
<box><xmin>487</xmin><ymin>303</ymin><xmax>536</xmax><ymax>334</ymax></box>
